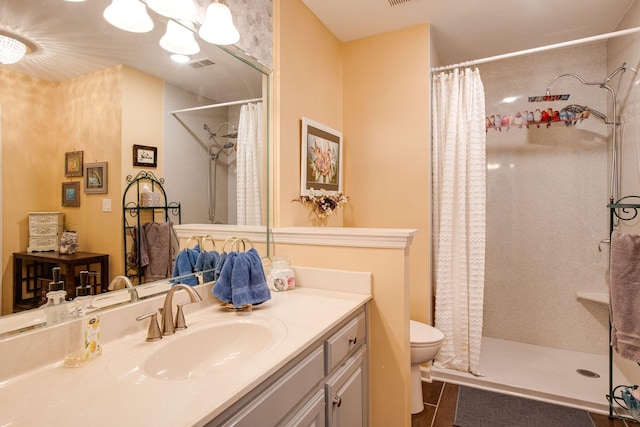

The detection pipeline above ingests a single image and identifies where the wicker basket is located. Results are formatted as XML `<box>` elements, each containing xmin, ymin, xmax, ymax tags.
<box><xmin>140</xmin><ymin>192</ymin><xmax>161</xmax><ymax>207</ymax></box>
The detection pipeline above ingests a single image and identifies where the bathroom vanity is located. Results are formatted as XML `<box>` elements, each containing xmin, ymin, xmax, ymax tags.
<box><xmin>0</xmin><ymin>269</ymin><xmax>371</xmax><ymax>426</ymax></box>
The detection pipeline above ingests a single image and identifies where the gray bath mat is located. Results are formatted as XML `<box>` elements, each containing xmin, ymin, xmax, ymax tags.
<box><xmin>454</xmin><ymin>386</ymin><xmax>595</xmax><ymax>427</ymax></box>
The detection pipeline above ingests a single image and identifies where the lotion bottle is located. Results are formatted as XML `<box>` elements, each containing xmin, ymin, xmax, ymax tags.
<box><xmin>64</xmin><ymin>271</ymin><xmax>102</xmax><ymax>367</ymax></box>
<box><xmin>42</xmin><ymin>267</ymin><xmax>67</xmax><ymax>325</ymax></box>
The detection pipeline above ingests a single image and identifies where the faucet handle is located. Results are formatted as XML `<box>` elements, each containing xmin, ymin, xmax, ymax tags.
<box><xmin>136</xmin><ymin>312</ymin><xmax>162</xmax><ymax>342</ymax></box>
<box><xmin>175</xmin><ymin>302</ymin><xmax>188</xmax><ymax>331</ymax></box>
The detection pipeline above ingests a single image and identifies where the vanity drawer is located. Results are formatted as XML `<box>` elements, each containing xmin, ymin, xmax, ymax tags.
<box><xmin>324</xmin><ymin>311</ymin><xmax>366</xmax><ymax>374</ymax></box>
<box><xmin>219</xmin><ymin>345</ymin><xmax>324</xmax><ymax>427</ymax></box>
<box><xmin>28</xmin><ymin>212</ymin><xmax>63</xmax><ymax>227</ymax></box>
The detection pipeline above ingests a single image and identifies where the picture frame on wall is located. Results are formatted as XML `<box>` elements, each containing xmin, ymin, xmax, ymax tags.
<box><xmin>300</xmin><ymin>117</ymin><xmax>343</xmax><ymax>196</ymax></box>
<box><xmin>64</xmin><ymin>151</ymin><xmax>83</xmax><ymax>177</ymax></box>
<box><xmin>61</xmin><ymin>182</ymin><xmax>80</xmax><ymax>207</ymax></box>
<box><xmin>133</xmin><ymin>144</ymin><xmax>157</xmax><ymax>168</ymax></box>
<box><xmin>84</xmin><ymin>162</ymin><xmax>108</xmax><ymax>194</ymax></box>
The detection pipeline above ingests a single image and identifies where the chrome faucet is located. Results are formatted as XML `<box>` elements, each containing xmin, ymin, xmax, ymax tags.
<box><xmin>108</xmin><ymin>275</ymin><xmax>138</xmax><ymax>302</ymax></box>
<box><xmin>160</xmin><ymin>284</ymin><xmax>202</xmax><ymax>335</ymax></box>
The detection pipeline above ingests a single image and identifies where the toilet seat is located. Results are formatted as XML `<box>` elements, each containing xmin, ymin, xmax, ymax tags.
<box><xmin>410</xmin><ymin>320</ymin><xmax>444</xmax><ymax>346</ymax></box>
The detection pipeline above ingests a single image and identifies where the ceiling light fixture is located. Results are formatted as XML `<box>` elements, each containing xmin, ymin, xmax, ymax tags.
<box><xmin>0</xmin><ymin>34</ymin><xmax>27</xmax><ymax>64</ymax></box>
<box><xmin>103</xmin><ymin>0</ymin><xmax>154</xmax><ymax>33</ymax></box>
<box><xmin>170</xmin><ymin>54</ymin><xmax>191</xmax><ymax>64</ymax></box>
<box><xmin>160</xmin><ymin>20</ymin><xmax>200</xmax><ymax>55</ymax></box>
<box><xmin>147</xmin><ymin>0</ymin><xmax>196</xmax><ymax>21</ymax></box>
<box><xmin>199</xmin><ymin>1</ymin><xmax>240</xmax><ymax>46</ymax></box>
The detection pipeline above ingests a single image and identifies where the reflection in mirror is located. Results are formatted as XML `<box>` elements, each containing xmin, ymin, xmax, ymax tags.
<box><xmin>0</xmin><ymin>0</ymin><xmax>271</xmax><ymax>337</ymax></box>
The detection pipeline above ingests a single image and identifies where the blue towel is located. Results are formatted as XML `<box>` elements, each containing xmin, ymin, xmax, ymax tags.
<box><xmin>214</xmin><ymin>251</ymin><xmax>228</xmax><ymax>281</ymax></box>
<box><xmin>195</xmin><ymin>250</ymin><xmax>219</xmax><ymax>283</ymax></box>
<box><xmin>172</xmin><ymin>246</ymin><xmax>200</xmax><ymax>285</ymax></box>
<box><xmin>212</xmin><ymin>248</ymin><xmax>271</xmax><ymax>307</ymax></box>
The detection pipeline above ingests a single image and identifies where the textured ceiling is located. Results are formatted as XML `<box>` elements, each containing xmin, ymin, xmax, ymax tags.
<box><xmin>301</xmin><ymin>0</ymin><xmax>636</xmax><ymax>66</ymax></box>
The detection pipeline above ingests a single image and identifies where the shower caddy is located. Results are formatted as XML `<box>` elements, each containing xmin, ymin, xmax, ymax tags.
<box><xmin>122</xmin><ymin>171</ymin><xmax>181</xmax><ymax>284</ymax></box>
<box><xmin>607</xmin><ymin>195</ymin><xmax>640</xmax><ymax>421</ymax></box>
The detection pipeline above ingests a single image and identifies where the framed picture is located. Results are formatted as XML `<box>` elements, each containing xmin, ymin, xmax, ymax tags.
<box><xmin>300</xmin><ymin>117</ymin><xmax>343</xmax><ymax>196</ymax></box>
<box><xmin>84</xmin><ymin>162</ymin><xmax>108</xmax><ymax>194</ymax></box>
<box><xmin>133</xmin><ymin>144</ymin><xmax>157</xmax><ymax>168</ymax></box>
<box><xmin>64</xmin><ymin>151</ymin><xmax>83</xmax><ymax>177</ymax></box>
<box><xmin>61</xmin><ymin>182</ymin><xmax>80</xmax><ymax>207</ymax></box>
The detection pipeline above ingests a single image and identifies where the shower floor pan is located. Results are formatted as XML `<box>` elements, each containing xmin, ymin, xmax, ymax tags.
<box><xmin>430</xmin><ymin>336</ymin><xmax>629</xmax><ymax>415</ymax></box>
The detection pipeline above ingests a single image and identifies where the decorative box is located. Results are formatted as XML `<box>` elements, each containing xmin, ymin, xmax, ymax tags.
<box><xmin>28</xmin><ymin>212</ymin><xmax>64</xmax><ymax>252</ymax></box>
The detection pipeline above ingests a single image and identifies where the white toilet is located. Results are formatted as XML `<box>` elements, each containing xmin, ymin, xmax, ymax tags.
<box><xmin>410</xmin><ymin>320</ymin><xmax>444</xmax><ymax>414</ymax></box>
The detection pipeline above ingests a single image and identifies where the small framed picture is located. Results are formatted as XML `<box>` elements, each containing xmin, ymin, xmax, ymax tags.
<box><xmin>133</xmin><ymin>144</ymin><xmax>157</xmax><ymax>168</ymax></box>
<box><xmin>64</xmin><ymin>151</ymin><xmax>83</xmax><ymax>177</ymax></box>
<box><xmin>61</xmin><ymin>182</ymin><xmax>80</xmax><ymax>207</ymax></box>
<box><xmin>84</xmin><ymin>162</ymin><xmax>108</xmax><ymax>194</ymax></box>
<box><xmin>300</xmin><ymin>117</ymin><xmax>343</xmax><ymax>196</ymax></box>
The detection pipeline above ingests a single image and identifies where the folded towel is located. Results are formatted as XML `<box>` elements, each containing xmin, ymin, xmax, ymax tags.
<box><xmin>195</xmin><ymin>250</ymin><xmax>219</xmax><ymax>283</ymax></box>
<box><xmin>610</xmin><ymin>230</ymin><xmax>640</xmax><ymax>362</ymax></box>
<box><xmin>172</xmin><ymin>246</ymin><xmax>200</xmax><ymax>286</ymax></box>
<box><xmin>212</xmin><ymin>248</ymin><xmax>271</xmax><ymax>307</ymax></box>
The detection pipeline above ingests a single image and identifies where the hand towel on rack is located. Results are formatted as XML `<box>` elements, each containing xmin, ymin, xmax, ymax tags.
<box><xmin>212</xmin><ymin>248</ymin><xmax>271</xmax><ymax>307</ymax></box>
<box><xmin>610</xmin><ymin>230</ymin><xmax>640</xmax><ymax>362</ymax></box>
<box><xmin>172</xmin><ymin>245</ymin><xmax>200</xmax><ymax>285</ymax></box>
<box><xmin>142</xmin><ymin>222</ymin><xmax>173</xmax><ymax>282</ymax></box>
<box><xmin>195</xmin><ymin>250</ymin><xmax>219</xmax><ymax>283</ymax></box>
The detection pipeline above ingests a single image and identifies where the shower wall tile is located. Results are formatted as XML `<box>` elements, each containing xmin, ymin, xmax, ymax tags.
<box><xmin>228</xmin><ymin>0</ymin><xmax>273</xmax><ymax>69</ymax></box>
<box><xmin>479</xmin><ymin>42</ymin><xmax>611</xmax><ymax>354</ymax></box>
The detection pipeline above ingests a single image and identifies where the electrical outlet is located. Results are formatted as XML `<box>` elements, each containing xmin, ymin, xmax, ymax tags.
<box><xmin>102</xmin><ymin>199</ymin><xmax>112</xmax><ymax>212</ymax></box>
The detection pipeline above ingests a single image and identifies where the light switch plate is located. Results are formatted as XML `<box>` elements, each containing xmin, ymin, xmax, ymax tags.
<box><xmin>102</xmin><ymin>199</ymin><xmax>112</xmax><ymax>212</ymax></box>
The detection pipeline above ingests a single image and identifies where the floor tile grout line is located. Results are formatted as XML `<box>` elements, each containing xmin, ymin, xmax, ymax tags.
<box><xmin>429</xmin><ymin>382</ymin><xmax>446</xmax><ymax>427</ymax></box>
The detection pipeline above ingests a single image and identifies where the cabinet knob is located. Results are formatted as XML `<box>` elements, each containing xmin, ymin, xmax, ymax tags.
<box><xmin>348</xmin><ymin>336</ymin><xmax>357</xmax><ymax>345</ymax></box>
<box><xmin>333</xmin><ymin>396</ymin><xmax>342</xmax><ymax>407</ymax></box>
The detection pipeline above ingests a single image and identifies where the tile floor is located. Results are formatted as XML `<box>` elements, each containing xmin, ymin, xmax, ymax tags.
<box><xmin>411</xmin><ymin>380</ymin><xmax>639</xmax><ymax>427</ymax></box>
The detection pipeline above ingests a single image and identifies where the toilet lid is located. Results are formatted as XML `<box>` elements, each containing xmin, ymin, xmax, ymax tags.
<box><xmin>410</xmin><ymin>320</ymin><xmax>444</xmax><ymax>343</ymax></box>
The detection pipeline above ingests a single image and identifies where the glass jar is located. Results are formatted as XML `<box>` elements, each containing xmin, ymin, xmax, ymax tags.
<box><xmin>267</xmin><ymin>256</ymin><xmax>295</xmax><ymax>291</ymax></box>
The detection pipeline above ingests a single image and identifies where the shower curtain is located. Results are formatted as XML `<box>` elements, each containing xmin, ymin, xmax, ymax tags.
<box><xmin>432</xmin><ymin>68</ymin><xmax>486</xmax><ymax>375</ymax></box>
<box><xmin>236</xmin><ymin>102</ymin><xmax>263</xmax><ymax>225</ymax></box>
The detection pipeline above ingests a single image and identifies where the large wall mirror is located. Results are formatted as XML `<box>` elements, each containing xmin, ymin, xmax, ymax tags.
<box><xmin>0</xmin><ymin>0</ymin><xmax>271</xmax><ymax>336</ymax></box>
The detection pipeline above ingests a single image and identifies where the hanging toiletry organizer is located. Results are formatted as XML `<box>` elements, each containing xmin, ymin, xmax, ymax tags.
<box><xmin>606</xmin><ymin>195</ymin><xmax>640</xmax><ymax>422</ymax></box>
<box><xmin>122</xmin><ymin>171</ymin><xmax>181</xmax><ymax>285</ymax></box>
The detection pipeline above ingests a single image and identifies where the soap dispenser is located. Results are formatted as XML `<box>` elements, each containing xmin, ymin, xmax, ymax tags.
<box><xmin>64</xmin><ymin>271</ymin><xmax>102</xmax><ymax>367</ymax></box>
<box><xmin>42</xmin><ymin>267</ymin><xmax>67</xmax><ymax>325</ymax></box>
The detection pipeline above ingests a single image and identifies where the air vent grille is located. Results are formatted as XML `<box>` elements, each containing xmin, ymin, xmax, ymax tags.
<box><xmin>188</xmin><ymin>58</ymin><xmax>215</xmax><ymax>68</ymax></box>
<box><xmin>388</xmin><ymin>0</ymin><xmax>415</xmax><ymax>6</ymax></box>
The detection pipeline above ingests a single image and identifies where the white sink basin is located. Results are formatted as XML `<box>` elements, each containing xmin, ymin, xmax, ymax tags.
<box><xmin>145</xmin><ymin>320</ymin><xmax>278</xmax><ymax>381</ymax></box>
<box><xmin>108</xmin><ymin>317</ymin><xmax>287</xmax><ymax>384</ymax></box>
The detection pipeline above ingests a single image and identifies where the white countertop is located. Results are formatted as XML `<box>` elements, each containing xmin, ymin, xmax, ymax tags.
<box><xmin>0</xmin><ymin>286</ymin><xmax>370</xmax><ymax>426</ymax></box>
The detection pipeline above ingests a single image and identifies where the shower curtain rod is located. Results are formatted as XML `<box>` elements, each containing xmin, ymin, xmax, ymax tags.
<box><xmin>431</xmin><ymin>26</ymin><xmax>640</xmax><ymax>72</ymax></box>
<box><xmin>171</xmin><ymin>97</ymin><xmax>263</xmax><ymax>115</ymax></box>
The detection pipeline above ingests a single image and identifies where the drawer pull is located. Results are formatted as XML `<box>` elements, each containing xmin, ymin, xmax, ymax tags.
<box><xmin>333</xmin><ymin>396</ymin><xmax>342</xmax><ymax>407</ymax></box>
<box><xmin>348</xmin><ymin>336</ymin><xmax>357</xmax><ymax>345</ymax></box>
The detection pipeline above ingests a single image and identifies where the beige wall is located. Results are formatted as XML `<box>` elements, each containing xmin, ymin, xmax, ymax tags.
<box><xmin>275</xmin><ymin>1</ymin><xmax>431</xmax><ymax>424</ymax></box>
<box><xmin>343</xmin><ymin>25</ymin><xmax>432</xmax><ymax>325</ymax></box>
<box><xmin>1</xmin><ymin>65</ymin><xmax>163</xmax><ymax>314</ymax></box>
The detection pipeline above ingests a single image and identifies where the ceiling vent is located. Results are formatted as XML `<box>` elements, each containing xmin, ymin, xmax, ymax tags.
<box><xmin>188</xmin><ymin>58</ymin><xmax>215</xmax><ymax>68</ymax></box>
<box><xmin>388</xmin><ymin>0</ymin><xmax>415</xmax><ymax>6</ymax></box>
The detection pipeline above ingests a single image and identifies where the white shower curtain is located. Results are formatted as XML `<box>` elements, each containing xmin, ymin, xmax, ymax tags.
<box><xmin>236</xmin><ymin>102</ymin><xmax>263</xmax><ymax>225</ymax></box>
<box><xmin>432</xmin><ymin>68</ymin><xmax>486</xmax><ymax>375</ymax></box>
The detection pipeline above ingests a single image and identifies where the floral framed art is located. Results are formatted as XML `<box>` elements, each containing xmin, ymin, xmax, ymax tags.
<box><xmin>133</xmin><ymin>144</ymin><xmax>157</xmax><ymax>168</ymax></box>
<box><xmin>84</xmin><ymin>162</ymin><xmax>108</xmax><ymax>194</ymax></box>
<box><xmin>61</xmin><ymin>182</ymin><xmax>80</xmax><ymax>207</ymax></box>
<box><xmin>64</xmin><ymin>151</ymin><xmax>83</xmax><ymax>177</ymax></box>
<box><xmin>300</xmin><ymin>117</ymin><xmax>343</xmax><ymax>196</ymax></box>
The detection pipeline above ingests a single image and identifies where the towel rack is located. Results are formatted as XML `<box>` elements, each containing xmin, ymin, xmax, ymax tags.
<box><xmin>222</xmin><ymin>236</ymin><xmax>254</xmax><ymax>253</ymax></box>
<box><xmin>606</xmin><ymin>195</ymin><xmax>640</xmax><ymax>421</ymax></box>
<box><xmin>185</xmin><ymin>235</ymin><xmax>216</xmax><ymax>251</ymax></box>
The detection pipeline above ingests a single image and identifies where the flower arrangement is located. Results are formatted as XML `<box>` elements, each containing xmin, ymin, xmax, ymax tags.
<box><xmin>294</xmin><ymin>188</ymin><xmax>349</xmax><ymax>220</ymax></box>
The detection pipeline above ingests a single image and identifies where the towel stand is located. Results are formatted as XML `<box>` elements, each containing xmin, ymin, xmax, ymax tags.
<box><xmin>222</xmin><ymin>236</ymin><xmax>254</xmax><ymax>253</ymax></box>
<box><xmin>185</xmin><ymin>235</ymin><xmax>216</xmax><ymax>252</ymax></box>
<box><xmin>607</xmin><ymin>195</ymin><xmax>640</xmax><ymax>422</ymax></box>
